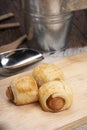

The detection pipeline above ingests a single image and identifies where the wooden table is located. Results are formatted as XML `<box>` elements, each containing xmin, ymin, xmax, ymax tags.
<box><xmin>0</xmin><ymin>48</ymin><xmax>87</xmax><ymax>130</ymax></box>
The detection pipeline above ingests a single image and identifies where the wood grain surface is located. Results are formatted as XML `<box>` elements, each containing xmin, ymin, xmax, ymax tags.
<box><xmin>66</xmin><ymin>0</ymin><xmax>87</xmax><ymax>12</ymax></box>
<box><xmin>0</xmin><ymin>34</ymin><xmax>27</xmax><ymax>53</ymax></box>
<box><xmin>0</xmin><ymin>51</ymin><xmax>87</xmax><ymax>130</ymax></box>
<box><xmin>0</xmin><ymin>0</ymin><xmax>25</xmax><ymax>46</ymax></box>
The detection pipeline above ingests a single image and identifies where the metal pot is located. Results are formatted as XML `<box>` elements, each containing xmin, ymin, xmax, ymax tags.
<box><xmin>23</xmin><ymin>0</ymin><xmax>73</xmax><ymax>52</ymax></box>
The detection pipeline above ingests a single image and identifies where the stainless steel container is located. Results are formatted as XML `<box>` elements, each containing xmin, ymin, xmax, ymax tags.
<box><xmin>23</xmin><ymin>0</ymin><xmax>73</xmax><ymax>52</ymax></box>
<box><xmin>0</xmin><ymin>48</ymin><xmax>43</xmax><ymax>76</ymax></box>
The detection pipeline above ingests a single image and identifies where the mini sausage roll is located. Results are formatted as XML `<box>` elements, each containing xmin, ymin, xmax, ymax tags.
<box><xmin>39</xmin><ymin>80</ymin><xmax>73</xmax><ymax>112</ymax></box>
<box><xmin>6</xmin><ymin>76</ymin><xmax>38</xmax><ymax>105</ymax></box>
<box><xmin>33</xmin><ymin>63</ymin><xmax>64</xmax><ymax>87</ymax></box>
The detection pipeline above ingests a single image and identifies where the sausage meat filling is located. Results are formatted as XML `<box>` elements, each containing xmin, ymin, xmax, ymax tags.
<box><xmin>47</xmin><ymin>96</ymin><xmax>65</xmax><ymax>111</ymax></box>
<box><xmin>6</xmin><ymin>87</ymin><xmax>14</xmax><ymax>100</ymax></box>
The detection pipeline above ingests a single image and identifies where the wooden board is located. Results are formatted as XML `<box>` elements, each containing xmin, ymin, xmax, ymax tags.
<box><xmin>66</xmin><ymin>0</ymin><xmax>87</xmax><ymax>12</ymax></box>
<box><xmin>0</xmin><ymin>51</ymin><xmax>87</xmax><ymax>130</ymax></box>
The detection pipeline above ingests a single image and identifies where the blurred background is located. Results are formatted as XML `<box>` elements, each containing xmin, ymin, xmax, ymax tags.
<box><xmin>0</xmin><ymin>0</ymin><xmax>87</xmax><ymax>50</ymax></box>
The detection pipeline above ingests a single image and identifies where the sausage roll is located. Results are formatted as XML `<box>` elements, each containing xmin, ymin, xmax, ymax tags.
<box><xmin>33</xmin><ymin>63</ymin><xmax>64</xmax><ymax>87</ymax></box>
<box><xmin>39</xmin><ymin>80</ymin><xmax>73</xmax><ymax>112</ymax></box>
<box><xmin>6</xmin><ymin>76</ymin><xmax>38</xmax><ymax>105</ymax></box>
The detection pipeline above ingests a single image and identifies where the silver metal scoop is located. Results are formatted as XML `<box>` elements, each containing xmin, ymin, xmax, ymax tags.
<box><xmin>0</xmin><ymin>48</ymin><xmax>44</xmax><ymax>75</ymax></box>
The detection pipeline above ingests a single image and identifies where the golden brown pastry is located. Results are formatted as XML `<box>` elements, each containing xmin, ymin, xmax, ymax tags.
<box><xmin>33</xmin><ymin>63</ymin><xmax>64</xmax><ymax>87</ymax></box>
<box><xmin>6</xmin><ymin>76</ymin><xmax>38</xmax><ymax>105</ymax></box>
<box><xmin>39</xmin><ymin>80</ymin><xmax>73</xmax><ymax>112</ymax></box>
